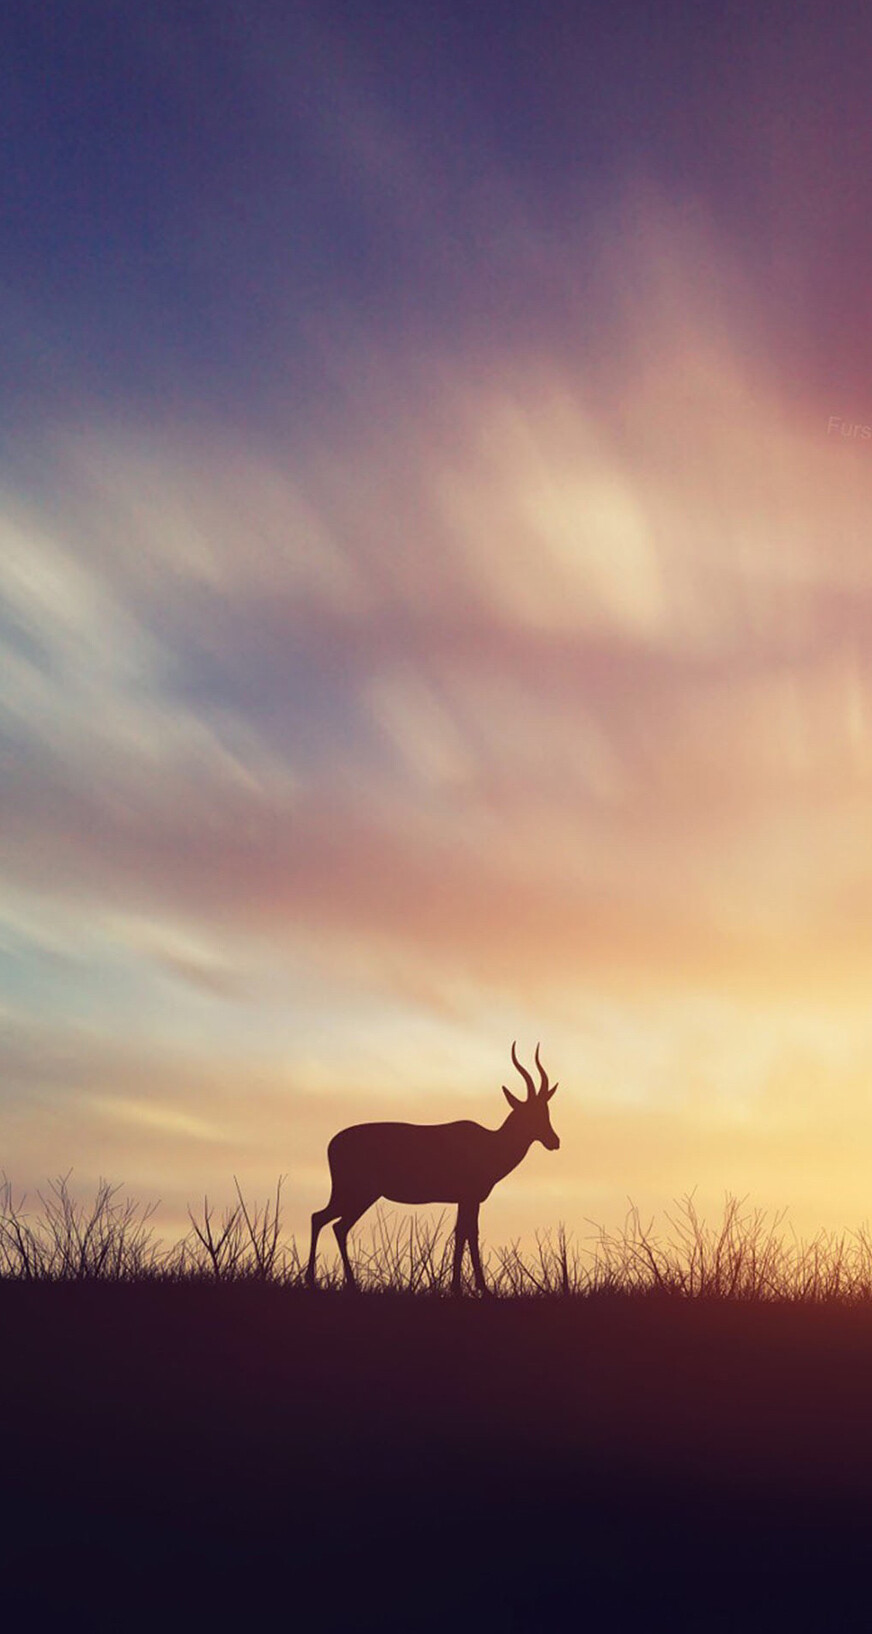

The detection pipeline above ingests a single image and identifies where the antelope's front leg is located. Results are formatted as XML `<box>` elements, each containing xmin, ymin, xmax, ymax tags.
<box><xmin>452</xmin><ymin>1203</ymin><xmax>470</xmax><ymax>1295</ymax></box>
<box><xmin>466</xmin><ymin>1201</ymin><xmax>489</xmax><ymax>1295</ymax></box>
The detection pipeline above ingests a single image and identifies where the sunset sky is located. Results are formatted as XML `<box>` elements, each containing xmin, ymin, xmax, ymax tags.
<box><xmin>4</xmin><ymin>2</ymin><xmax>872</xmax><ymax>1254</ymax></box>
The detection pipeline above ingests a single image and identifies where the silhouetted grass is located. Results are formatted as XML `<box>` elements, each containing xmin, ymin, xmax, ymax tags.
<box><xmin>6</xmin><ymin>1176</ymin><xmax>872</xmax><ymax>1626</ymax></box>
<box><xmin>3</xmin><ymin>1173</ymin><xmax>872</xmax><ymax>1300</ymax></box>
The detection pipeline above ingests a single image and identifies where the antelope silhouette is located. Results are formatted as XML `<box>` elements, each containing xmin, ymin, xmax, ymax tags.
<box><xmin>306</xmin><ymin>1042</ymin><xmax>559</xmax><ymax>1294</ymax></box>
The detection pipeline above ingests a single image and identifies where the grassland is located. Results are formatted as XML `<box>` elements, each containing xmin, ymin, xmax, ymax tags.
<box><xmin>4</xmin><ymin>1178</ymin><xmax>872</xmax><ymax>1629</ymax></box>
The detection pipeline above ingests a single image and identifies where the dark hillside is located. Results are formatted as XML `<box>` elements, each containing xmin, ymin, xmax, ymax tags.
<box><xmin>4</xmin><ymin>1283</ymin><xmax>872</xmax><ymax>1629</ymax></box>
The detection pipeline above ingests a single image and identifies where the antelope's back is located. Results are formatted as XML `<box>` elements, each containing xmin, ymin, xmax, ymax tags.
<box><xmin>328</xmin><ymin>1118</ymin><xmax>492</xmax><ymax>1204</ymax></box>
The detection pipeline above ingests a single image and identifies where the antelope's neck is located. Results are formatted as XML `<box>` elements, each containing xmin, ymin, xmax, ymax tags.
<box><xmin>493</xmin><ymin>1115</ymin><xmax>534</xmax><ymax>1181</ymax></box>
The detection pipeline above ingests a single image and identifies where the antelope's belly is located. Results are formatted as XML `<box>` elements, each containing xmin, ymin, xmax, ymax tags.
<box><xmin>381</xmin><ymin>1180</ymin><xmax>491</xmax><ymax>1205</ymax></box>
<box><xmin>382</xmin><ymin>1187</ymin><xmax>456</xmax><ymax>1205</ymax></box>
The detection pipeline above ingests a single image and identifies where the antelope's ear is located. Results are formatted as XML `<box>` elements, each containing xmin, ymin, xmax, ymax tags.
<box><xmin>546</xmin><ymin>1081</ymin><xmax>559</xmax><ymax>1100</ymax></box>
<box><xmin>502</xmin><ymin>1084</ymin><xmax>523</xmax><ymax>1111</ymax></box>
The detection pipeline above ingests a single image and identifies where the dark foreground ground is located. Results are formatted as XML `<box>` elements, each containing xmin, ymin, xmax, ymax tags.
<box><xmin>4</xmin><ymin>1284</ymin><xmax>872</xmax><ymax>1630</ymax></box>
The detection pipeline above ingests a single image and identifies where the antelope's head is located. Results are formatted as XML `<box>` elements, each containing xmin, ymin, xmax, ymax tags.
<box><xmin>502</xmin><ymin>1041</ymin><xmax>560</xmax><ymax>1149</ymax></box>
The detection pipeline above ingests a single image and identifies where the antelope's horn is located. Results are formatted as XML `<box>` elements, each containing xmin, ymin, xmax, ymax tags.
<box><xmin>534</xmin><ymin>1042</ymin><xmax>549</xmax><ymax>1097</ymax></box>
<box><xmin>511</xmin><ymin>1040</ymin><xmax>536</xmax><ymax>1101</ymax></box>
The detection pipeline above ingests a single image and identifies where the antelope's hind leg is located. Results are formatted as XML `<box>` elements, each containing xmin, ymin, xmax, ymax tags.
<box><xmin>333</xmin><ymin>1196</ymin><xmax>377</xmax><ymax>1291</ymax></box>
<box><xmin>307</xmin><ymin>1203</ymin><xmax>340</xmax><ymax>1288</ymax></box>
